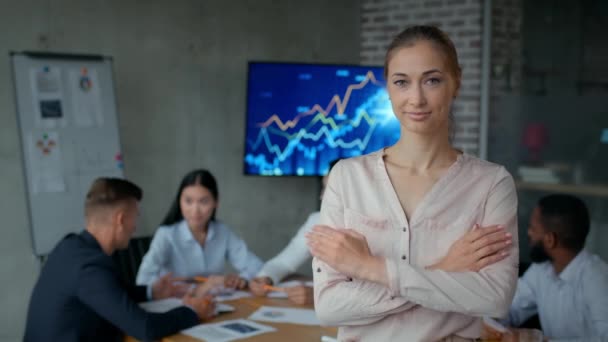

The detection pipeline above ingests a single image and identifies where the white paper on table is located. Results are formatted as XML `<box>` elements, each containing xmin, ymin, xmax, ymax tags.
<box><xmin>249</xmin><ymin>306</ymin><xmax>320</xmax><ymax>326</ymax></box>
<box><xmin>139</xmin><ymin>298</ymin><xmax>234</xmax><ymax>315</ymax></box>
<box><xmin>139</xmin><ymin>298</ymin><xmax>182</xmax><ymax>313</ymax></box>
<box><xmin>181</xmin><ymin>319</ymin><xmax>276</xmax><ymax>342</ymax></box>
<box><xmin>215</xmin><ymin>303</ymin><xmax>236</xmax><ymax>314</ymax></box>
<box><xmin>321</xmin><ymin>336</ymin><xmax>339</xmax><ymax>342</ymax></box>
<box><xmin>267</xmin><ymin>291</ymin><xmax>289</xmax><ymax>298</ymax></box>
<box><xmin>213</xmin><ymin>288</ymin><xmax>253</xmax><ymax>302</ymax></box>
<box><xmin>28</xmin><ymin>131</ymin><xmax>66</xmax><ymax>193</ymax></box>
<box><xmin>267</xmin><ymin>280</ymin><xmax>314</xmax><ymax>299</ymax></box>
<box><xmin>482</xmin><ymin>316</ymin><xmax>508</xmax><ymax>333</ymax></box>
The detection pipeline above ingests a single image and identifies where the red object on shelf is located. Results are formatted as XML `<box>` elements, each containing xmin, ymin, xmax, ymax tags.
<box><xmin>523</xmin><ymin>123</ymin><xmax>548</xmax><ymax>163</ymax></box>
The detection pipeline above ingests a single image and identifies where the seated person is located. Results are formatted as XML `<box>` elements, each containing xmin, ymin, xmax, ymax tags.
<box><xmin>24</xmin><ymin>178</ymin><xmax>215</xmax><ymax>342</ymax></box>
<box><xmin>249</xmin><ymin>212</ymin><xmax>316</xmax><ymax>304</ymax></box>
<box><xmin>504</xmin><ymin>194</ymin><xmax>608</xmax><ymax>340</ymax></box>
<box><xmin>136</xmin><ymin>169</ymin><xmax>263</xmax><ymax>290</ymax></box>
<box><xmin>249</xmin><ymin>159</ymin><xmax>341</xmax><ymax>305</ymax></box>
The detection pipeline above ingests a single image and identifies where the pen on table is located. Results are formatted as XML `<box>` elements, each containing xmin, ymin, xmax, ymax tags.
<box><xmin>321</xmin><ymin>336</ymin><xmax>338</xmax><ymax>342</ymax></box>
<box><xmin>263</xmin><ymin>284</ymin><xmax>286</xmax><ymax>292</ymax></box>
<box><xmin>174</xmin><ymin>276</ymin><xmax>208</xmax><ymax>283</ymax></box>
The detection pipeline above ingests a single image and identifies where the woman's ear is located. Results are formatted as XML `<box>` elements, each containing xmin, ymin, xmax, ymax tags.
<box><xmin>453</xmin><ymin>78</ymin><xmax>461</xmax><ymax>98</ymax></box>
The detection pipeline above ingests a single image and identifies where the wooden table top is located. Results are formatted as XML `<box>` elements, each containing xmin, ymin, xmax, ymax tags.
<box><xmin>161</xmin><ymin>296</ymin><xmax>336</xmax><ymax>342</ymax></box>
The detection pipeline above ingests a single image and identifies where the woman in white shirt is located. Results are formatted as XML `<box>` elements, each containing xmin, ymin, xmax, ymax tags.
<box><xmin>251</xmin><ymin>162</ymin><xmax>509</xmax><ymax>307</ymax></box>
<box><xmin>249</xmin><ymin>160</ymin><xmax>341</xmax><ymax>305</ymax></box>
<box><xmin>136</xmin><ymin>169</ymin><xmax>263</xmax><ymax>289</ymax></box>
<box><xmin>249</xmin><ymin>211</ymin><xmax>319</xmax><ymax>304</ymax></box>
<box><xmin>306</xmin><ymin>25</ymin><xmax>519</xmax><ymax>341</ymax></box>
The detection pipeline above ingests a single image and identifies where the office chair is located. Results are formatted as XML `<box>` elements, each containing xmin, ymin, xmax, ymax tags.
<box><xmin>113</xmin><ymin>236</ymin><xmax>152</xmax><ymax>287</ymax></box>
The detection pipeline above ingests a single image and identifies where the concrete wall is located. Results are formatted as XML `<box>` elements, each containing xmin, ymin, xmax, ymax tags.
<box><xmin>0</xmin><ymin>1</ymin><xmax>361</xmax><ymax>340</ymax></box>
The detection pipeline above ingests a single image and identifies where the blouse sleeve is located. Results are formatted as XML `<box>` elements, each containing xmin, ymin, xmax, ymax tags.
<box><xmin>135</xmin><ymin>228</ymin><xmax>170</xmax><ymax>286</ymax></box>
<box><xmin>257</xmin><ymin>213</ymin><xmax>317</xmax><ymax>284</ymax></box>
<box><xmin>385</xmin><ymin>167</ymin><xmax>519</xmax><ymax>318</ymax></box>
<box><xmin>313</xmin><ymin>162</ymin><xmax>416</xmax><ymax>326</ymax></box>
<box><xmin>225</xmin><ymin>226</ymin><xmax>264</xmax><ymax>280</ymax></box>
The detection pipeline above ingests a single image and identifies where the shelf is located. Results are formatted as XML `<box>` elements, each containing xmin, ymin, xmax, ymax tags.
<box><xmin>515</xmin><ymin>181</ymin><xmax>608</xmax><ymax>197</ymax></box>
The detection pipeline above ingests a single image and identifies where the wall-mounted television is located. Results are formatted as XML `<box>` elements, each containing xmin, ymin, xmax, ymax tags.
<box><xmin>244</xmin><ymin>62</ymin><xmax>400</xmax><ymax>176</ymax></box>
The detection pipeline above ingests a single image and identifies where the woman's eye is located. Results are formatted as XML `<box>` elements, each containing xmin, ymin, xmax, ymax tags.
<box><xmin>426</xmin><ymin>77</ymin><xmax>442</xmax><ymax>85</ymax></box>
<box><xmin>393</xmin><ymin>79</ymin><xmax>408</xmax><ymax>87</ymax></box>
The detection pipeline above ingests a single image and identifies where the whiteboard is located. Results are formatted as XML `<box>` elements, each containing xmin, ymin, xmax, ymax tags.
<box><xmin>11</xmin><ymin>52</ymin><xmax>124</xmax><ymax>256</ymax></box>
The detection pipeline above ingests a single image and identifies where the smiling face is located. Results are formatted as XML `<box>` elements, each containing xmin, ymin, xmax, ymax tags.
<box><xmin>386</xmin><ymin>40</ymin><xmax>459</xmax><ymax>137</ymax></box>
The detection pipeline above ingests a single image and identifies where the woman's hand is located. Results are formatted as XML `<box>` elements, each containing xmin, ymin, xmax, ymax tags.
<box><xmin>151</xmin><ymin>273</ymin><xmax>191</xmax><ymax>299</ymax></box>
<box><xmin>306</xmin><ymin>225</ymin><xmax>387</xmax><ymax>284</ymax></box>
<box><xmin>249</xmin><ymin>277</ymin><xmax>272</xmax><ymax>296</ymax></box>
<box><xmin>428</xmin><ymin>224</ymin><xmax>512</xmax><ymax>272</ymax></box>
<box><xmin>223</xmin><ymin>274</ymin><xmax>248</xmax><ymax>290</ymax></box>
<box><xmin>191</xmin><ymin>275</ymin><xmax>225</xmax><ymax>297</ymax></box>
<box><xmin>205</xmin><ymin>275</ymin><xmax>226</xmax><ymax>287</ymax></box>
<box><xmin>285</xmin><ymin>285</ymin><xmax>314</xmax><ymax>305</ymax></box>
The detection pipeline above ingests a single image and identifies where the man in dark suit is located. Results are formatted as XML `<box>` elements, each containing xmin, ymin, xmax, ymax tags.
<box><xmin>24</xmin><ymin>178</ymin><xmax>215</xmax><ymax>341</ymax></box>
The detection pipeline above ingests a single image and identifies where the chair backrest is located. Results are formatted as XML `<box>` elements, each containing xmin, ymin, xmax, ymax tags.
<box><xmin>519</xmin><ymin>261</ymin><xmax>531</xmax><ymax>277</ymax></box>
<box><xmin>113</xmin><ymin>236</ymin><xmax>152</xmax><ymax>287</ymax></box>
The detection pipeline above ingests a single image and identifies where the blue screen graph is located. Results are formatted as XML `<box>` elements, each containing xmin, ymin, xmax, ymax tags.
<box><xmin>244</xmin><ymin>62</ymin><xmax>400</xmax><ymax>176</ymax></box>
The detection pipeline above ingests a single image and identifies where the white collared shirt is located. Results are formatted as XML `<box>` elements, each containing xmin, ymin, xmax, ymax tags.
<box><xmin>136</xmin><ymin>220</ymin><xmax>263</xmax><ymax>285</ymax></box>
<box><xmin>507</xmin><ymin>250</ymin><xmax>608</xmax><ymax>341</ymax></box>
<box><xmin>256</xmin><ymin>212</ymin><xmax>319</xmax><ymax>284</ymax></box>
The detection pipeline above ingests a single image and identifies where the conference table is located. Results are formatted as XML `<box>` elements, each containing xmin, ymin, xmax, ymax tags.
<box><xmin>128</xmin><ymin>295</ymin><xmax>543</xmax><ymax>342</ymax></box>
<box><xmin>128</xmin><ymin>295</ymin><xmax>337</xmax><ymax>342</ymax></box>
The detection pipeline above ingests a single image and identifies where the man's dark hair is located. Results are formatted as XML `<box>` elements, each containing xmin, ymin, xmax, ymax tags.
<box><xmin>537</xmin><ymin>194</ymin><xmax>590</xmax><ymax>252</ymax></box>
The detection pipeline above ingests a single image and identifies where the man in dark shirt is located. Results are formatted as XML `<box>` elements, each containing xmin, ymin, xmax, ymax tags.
<box><xmin>24</xmin><ymin>177</ymin><xmax>215</xmax><ymax>341</ymax></box>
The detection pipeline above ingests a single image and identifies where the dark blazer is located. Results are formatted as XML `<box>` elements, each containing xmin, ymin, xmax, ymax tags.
<box><xmin>24</xmin><ymin>230</ymin><xmax>199</xmax><ymax>342</ymax></box>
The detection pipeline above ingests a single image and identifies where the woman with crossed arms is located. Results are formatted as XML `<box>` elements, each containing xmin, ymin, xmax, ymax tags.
<box><xmin>307</xmin><ymin>25</ymin><xmax>518</xmax><ymax>341</ymax></box>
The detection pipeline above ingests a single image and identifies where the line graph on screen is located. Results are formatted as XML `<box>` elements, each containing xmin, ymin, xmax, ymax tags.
<box><xmin>244</xmin><ymin>63</ymin><xmax>400</xmax><ymax>176</ymax></box>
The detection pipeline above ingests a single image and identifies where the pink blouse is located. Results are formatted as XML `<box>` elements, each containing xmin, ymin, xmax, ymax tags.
<box><xmin>313</xmin><ymin>150</ymin><xmax>519</xmax><ymax>341</ymax></box>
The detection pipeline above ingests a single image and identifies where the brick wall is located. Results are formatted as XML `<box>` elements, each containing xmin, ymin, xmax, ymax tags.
<box><xmin>360</xmin><ymin>0</ymin><xmax>484</xmax><ymax>155</ymax></box>
<box><xmin>491</xmin><ymin>0</ymin><xmax>522</xmax><ymax>96</ymax></box>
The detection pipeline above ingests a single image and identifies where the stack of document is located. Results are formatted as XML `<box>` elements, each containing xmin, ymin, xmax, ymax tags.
<box><xmin>249</xmin><ymin>305</ymin><xmax>320</xmax><ymax>326</ymax></box>
<box><xmin>267</xmin><ymin>280</ymin><xmax>314</xmax><ymax>299</ymax></box>
<box><xmin>139</xmin><ymin>297</ymin><xmax>235</xmax><ymax>315</ymax></box>
<box><xmin>181</xmin><ymin>319</ymin><xmax>276</xmax><ymax>342</ymax></box>
<box><xmin>212</xmin><ymin>288</ymin><xmax>253</xmax><ymax>302</ymax></box>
